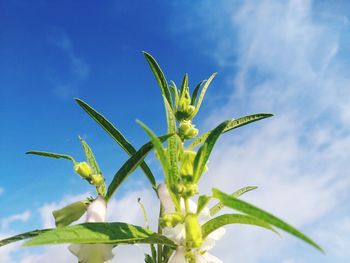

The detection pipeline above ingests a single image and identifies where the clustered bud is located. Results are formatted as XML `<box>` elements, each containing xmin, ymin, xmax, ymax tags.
<box><xmin>178</xmin><ymin>120</ymin><xmax>198</xmax><ymax>139</ymax></box>
<box><xmin>74</xmin><ymin>162</ymin><xmax>104</xmax><ymax>188</ymax></box>
<box><xmin>161</xmin><ymin>213</ymin><xmax>183</xmax><ymax>227</ymax></box>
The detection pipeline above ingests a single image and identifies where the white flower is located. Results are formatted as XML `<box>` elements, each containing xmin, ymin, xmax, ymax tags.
<box><xmin>69</xmin><ymin>195</ymin><xmax>114</xmax><ymax>263</ymax></box>
<box><xmin>158</xmin><ymin>183</ymin><xmax>225</xmax><ymax>263</ymax></box>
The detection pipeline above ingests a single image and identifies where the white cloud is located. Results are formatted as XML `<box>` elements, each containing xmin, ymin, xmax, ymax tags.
<box><xmin>0</xmin><ymin>187</ymin><xmax>4</xmax><ymax>196</ymax></box>
<box><xmin>186</xmin><ymin>0</ymin><xmax>350</xmax><ymax>262</ymax></box>
<box><xmin>1</xmin><ymin>211</ymin><xmax>31</xmax><ymax>230</ymax></box>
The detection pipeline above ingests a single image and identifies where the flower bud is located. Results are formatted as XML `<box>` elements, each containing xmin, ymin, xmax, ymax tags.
<box><xmin>179</xmin><ymin>150</ymin><xmax>196</xmax><ymax>179</ymax></box>
<box><xmin>162</xmin><ymin>213</ymin><xmax>183</xmax><ymax>227</ymax></box>
<box><xmin>91</xmin><ymin>174</ymin><xmax>104</xmax><ymax>187</ymax></box>
<box><xmin>185</xmin><ymin>214</ymin><xmax>203</xmax><ymax>248</ymax></box>
<box><xmin>178</xmin><ymin>121</ymin><xmax>198</xmax><ymax>139</ymax></box>
<box><xmin>74</xmin><ymin>162</ymin><xmax>92</xmax><ymax>179</ymax></box>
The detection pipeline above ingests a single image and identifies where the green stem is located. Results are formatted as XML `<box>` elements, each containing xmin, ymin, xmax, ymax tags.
<box><xmin>157</xmin><ymin>203</ymin><xmax>164</xmax><ymax>263</ymax></box>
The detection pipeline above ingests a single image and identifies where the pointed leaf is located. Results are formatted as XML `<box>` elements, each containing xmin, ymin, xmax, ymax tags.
<box><xmin>191</xmin><ymin>73</ymin><xmax>217</xmax><ymax>117</ymax></box>
<box><xmin>79</xmin><ymin>137</ymin><xmax>101</xmax><ymax>174</ymax></box>
<box><xmin>53</xmin><ymin>200</ymin><xmax>91</xmax><ymax>228</ymax></box>
<box><xmin>193</xmin><ymin>120</ymin><xmax>231</xmax><ymax>182</ymax></box>
<box><xmin>212</xmin><ymin>188</ymin><xmax>324</xmax><ymax>252</ymax></box>
<box><xmin>164</xmin><ymin>96</ymin><xmax>180</xmax><ymax>188</ymax></box>
<box><xmin>0</xmin><ymin>229</ymin><xmax>49</xmax><ymax>247</ymax></box>
<box><xmin>106</xmin><ymin>132</ymin><xmax>170</xmax><ymax>202</ymax></box>
<box><xmin>197</xmin><ymin>195</ymin><xmax>211</xmax><ymax>215</ymax></box>
<box><xmin>178</xmin><ymin>73</ymin><xmax>188</xmax><ymax>102</ymax></box>
<box><xmin>26</xmin><ymin>151</ymin><xmax>76</xmax><ymax>164</ymax></box>
<box><xmin>188</xmin><ymin>113</ymin><xmax>274</xmax><ymax>149</ymax></box>
<box><xmin>143</xmin><ymin>51</ymin><xmax>173</xmax><ymax>109</ymax></box>
<box><xmin>191</xmin><ymin>80</ymin><xmax>204</xmax><ymax>106</ymax></box>
<box><xmin>170</xmin><ymin>81</ymin><xmax>179</xmax><ymax>110</ymax></box>
<box><xmin>75</xmin><ymin>98</ymin><xmax>156</xmax><ymax>190</ymax></box>
<box><xmin>202</xmin><ymin>213</ymin><xmax>278</xmax><ymax>238</ymax></box>
<box><xmin>137</xmin><ymin>120</ymin><xmax>180</xmax><ymax>210</ymax></box>
<box><xmin>24</xmin><ymin>222</ymin><xmax>176</xmax><ymax>248</ymax></box>
<box><xmin>210</xmin><ymin>186</ymin><xmax>258</xmax><ymax>216</ymax></box>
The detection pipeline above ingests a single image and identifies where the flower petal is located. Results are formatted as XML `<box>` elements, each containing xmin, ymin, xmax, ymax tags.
<box><xmin>158</xmin><ymin>183</ymin><xmax>176</xmax><ymax>213</ymax></box>
<box><xmin>86</xmin><ymin>195</ymin><xmax>107</xmax><ymax>222</ymax></box>
<box><xmin>169</xmin><ymin>247</ymin><xmax>187</xmax><ymax>263</ymax></box>
<box><xmin>207</xmin><ymin>227</ymin><xmax>226</xmax><ymax>241</ymax></box>
<box><xmin>163</xmin><ymin>223</ymin><xmax>186</xmax><ymax>244</ymax></box>
<box><xmin>68</xmin><ymin>244</ymin><xmax>114</xmax><ymax>263</ymax></box>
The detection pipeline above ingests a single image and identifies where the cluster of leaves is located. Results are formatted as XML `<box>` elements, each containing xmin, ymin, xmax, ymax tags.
<box><xmin>0</xmin><ymin>52</ymin><xmax>323</xmax><ymax>262</ymax></box>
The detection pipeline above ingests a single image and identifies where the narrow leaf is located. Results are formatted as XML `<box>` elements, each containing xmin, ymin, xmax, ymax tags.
<box><xmin>191</xmin><ymin>80</ymin><xmax>204</xmax><ymax>106</ymax></box>
<box><xmin>164</xmin><ymin>96</ymin><xmax>180</xmax><ymax>189</ymax></box>
<box><xmin>24</xmin><ymin>222</ymin><xmax>176</xmax><ymax>248</ymax></box>
<box><xmin>193</xmin><ymin>120</ymin><xmax>231</xmax><ymax>182</ymax></box>
<box><xmin>79</xmin><ymin>137</ymin><xmax>101</xmax><ymax>174</ymax></box>
<box><xmin>143</xmin><ymin>51</ymin><xmax>173</xmax><ymax>109</ymax></box>
<box><xmin>192</xmin><ymin>73</ymin><xmax>217</xmax><ymax>117</ymax></box>
<box><xmin>202</xmin><ymin>214</ymin><xmax>278</xmax><ymax>238</ymax></box>
<box><xmin>26</xmin><ymin>151</ymin><xmax>76</xmax><ymax>164</ymax></box>
<box><xmin>53</xmin><ymin>200</ymin><xmax>90</xmax><ymax>228</ymax></box>
<box><xmin>188</xmin><ymin>113</ymin><xmax>274</xmax><ymax>149</ymax></box>
<box><xmin>197</xmin><ymin>195</ymin><xmax>211</xmax><ymax>215</ymax></box>
<box><xmin>210</xmin><ymin>186</ymin><xmax>258</xmax><ymax>216</ymax></box>
<box><xmin>106</xmin><ymin>132</ymin><xmax>170</xmax><ymax>202</ymax></box>
<box><xmin>0</xmin><ymin>229</ymin><xmax>49</xmax><ymax>247</ymax></box>
<box><xmin>75</xmin><ymin>98</ymin><xmax>156</xmax><ymax>190</ymax></box>
<box><xmin>170</xmin><ymin>81</ymin><xmax>179</xmax><ymax>111</ymax></box>
<box><xmin>178</xmin><ymin>73</ymin><xmax>188</xmax><ymax>102</ymax></box>
<box><xmin>212</xmin><ymin>188</ymin><xmax>324</xmax><ymax>252</ymax></box>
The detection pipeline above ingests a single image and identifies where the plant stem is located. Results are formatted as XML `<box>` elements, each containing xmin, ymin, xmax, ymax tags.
<box><xmin>157</xmin><ymin>203</ymin><xmax>164</xmax><ymax>263</ymax></box>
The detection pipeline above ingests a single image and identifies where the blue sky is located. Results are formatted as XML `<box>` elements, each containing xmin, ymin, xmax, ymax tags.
<box><xmin>1</xmin><ymin>0</ymin><xmax>350</xmax><ymax>262</ymax></box>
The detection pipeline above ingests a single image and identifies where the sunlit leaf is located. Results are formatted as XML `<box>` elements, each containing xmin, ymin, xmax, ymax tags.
<box><xmin>0</xmin><ymin>229</ymin><xmax>49</xmax><ymax>247</ymax></box>
<box><xmin>24</xmin><ymin>222</ymin><xmax>176</xmax><ymax>248</ymax></box>
<box><xmin>79</xmin><ymin>137</ymin><xmax>101</xmax><ymax>175</ymax></box>
<box><xmin>191</xmin><ymin>80</ymin><xmax>204</xmax><ymax>106</ymax></box>
<box><xmin>193</xmin><ymin>120</ymin><xmax>230</xmax><ymax>182</ymax></box>
<box><xmin>210</xmin><ymin>186</ymin><xmax>258</xmax><ymax>216</ymax></box>
<box><xmin>196</xmin><ymin>195</ymin><xmax>211</xmax><ymax>215</ymax></box>
<box><xmin>212</xmin><ymin>188</ymin><xmax>324</xmax><ymax>252</ymax></box>
<box><xmin>202</xmin><ymin>213</ymin><xmax>278</xmax><ymax>238</ymax></box>
<box><xmin>188</xmin><ymin>113</ymin><xmax>273</xmax><ymax>149</ymax></box>
<box><xmin>53</xmin><ymin>200</ymin><xmax>91</xmax><ymax>228</ymax></box>
<box><xmin>26</xmin><ymin>151</ymin><xmax>76</xmax><ymax>164</ymax></box>
<box><xmin>143</xmin><ymin>51</ymin><xmax>173</xmax><ymax>109</ymax></box>
<box><xmin>106</xmin><ymin>133</ymin><xmax>170</xmax><ymax>202</ymax></box>
<box><xmin>75</xmin><ymin>98</ymin><xmax>156</xmax><ymax>190</ymax></box>
<box><xmin>191</xmin><ymin>73</ymin><xmax>217</xmax><ymax>117</ymax></box>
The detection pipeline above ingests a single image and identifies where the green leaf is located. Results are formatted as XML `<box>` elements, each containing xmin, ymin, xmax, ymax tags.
<box><xmin>196</xmin><ymin>195</ymin><xmax>211</xmax><ymax>215</ymax></box>
<box><xmin>0</xmin><ymin>229</ymin><xmax>49</xmax><ymax>247</ymax></box>
<box><xmin>144</xmin><ymin>254</ymin><xmax>155</xmax><ymax>263</ymax></box>
<box><xmin>53</xmin><ymin>200</ymin><xmax>90</xmax><ymax>228</ymax></box>
<box><xmin>202</xmin><ymin>213</ymin><xmax>278</xmax><ymax>238</ymax></box>
<box><xmin>106</xmin><ymin>132</ymin><xmax>170</xmax><ymax>202</ymax></box>
<box><xmin>26</xmin><ymin>151</ymin><xmax>76</xmax><ymax>164</ymax></box>
<box><xmin>170</xmin><ymin>81</ymin><xmax>179</xmax><ymax>110</ymax></box>
<box><xmin>191</xmin><ymin>73</ymin><xmax>217</xmax><ymax>118</ymax></box>
<box><xmin>188</xmin><ymin>113</ymin><xmax>274</xmax><ymax>149</ymax></box>
<box><xmin>178</xmin><ymin>73</ymin><xmax>188</xmax><ymax>102</ymax></box>
<box><xmin>137</xmin><ymin>120</ymin><xmax>180</xmax><ymax>211</ymax></box>
<box><xmin>79</xmin><ymin>137</ymin><xmax>101</xmax><ymax>174</ymax></box>
<box><xmin>193</xmin><ymin>120</ymin><xmax>230</xmax><ymax>182</ymax></box>
<box><xmin>191</xmin><ymin>80</ymin><xmax>204</xmax><ymax>106</ymax></box>
<box><xmin>212</xmin><ymin>188</ymin><xmax>324</xmax><ymax>252</ymax></box>
<box><xmin>210</xmin><ymin>186</ymin><xmax>258</xmax><ymax>216</ymax></box>
<box><xmin>24</xmin><ymin>222</ymin><xmax>176</xmax><ymax>248</ymax></box>
<box><xmin>164</xmin><ymin>96</ymin><xmax>180</xmax><ymax>190</ymax></box>
<box><xmin>75</xmin><ymin>98</ymin><xmax>156</xmax><ymax>190</ymax></box>
<box><xmin>143</xmin><ymin>51</ymin><xmax>173</xmax><ymax>109</ymax></box>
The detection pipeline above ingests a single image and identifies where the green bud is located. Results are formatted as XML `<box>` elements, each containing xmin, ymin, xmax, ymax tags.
<box><xmin>74</xmin><ymin>162</ymin><xmax>92</xmax><ymax>179</ymax></box>
<box><xmin>161</xmin><ymin>213</ymin><xmax>183</xmax><ymax>227</ymax></box>
<box><xmin>184</xmin><ymin>183</ymin><xmax>198</xmax><ymax>197</ymax></box>
<box><xmin>185</xmin><ymin>214</ymin><xmax>203</xmax><ymax>248</ymax></box>
<box><xmin>178</xmin><ymin>121</ymin><xmax>198</xmax><ymax>139</ymax></box>
<box><xmin>180</xmin><ymin>150</ymin><xmax>196</xmax><ymax>178</ymax></box>
<box><xmin>91</xmin><ymin>174</ymin><xmax>104</xmax><ymax>186</ymax></box>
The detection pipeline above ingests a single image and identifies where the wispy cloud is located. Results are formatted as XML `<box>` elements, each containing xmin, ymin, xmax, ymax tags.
<box><xmin>1</xmin><ymin>211</ymin><xmax>31</xmax><ymax>230</ymax></box>
<box><xmin>176</xmin><ymin>0</ymin><xmax>350</xmax><ymax>262</ymax></box>
<box><xmin>47</xmin><ymin>28</ymin><xmax>90</xmax><ymax>100</ymax></box>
